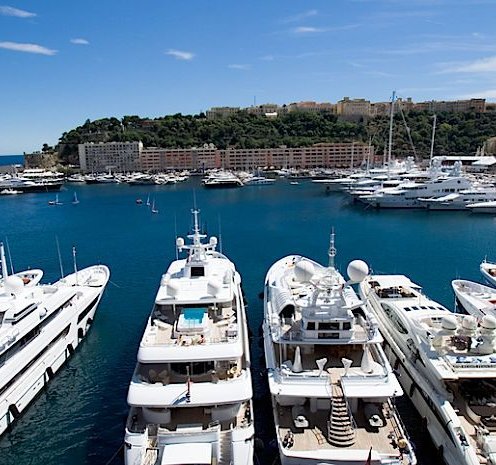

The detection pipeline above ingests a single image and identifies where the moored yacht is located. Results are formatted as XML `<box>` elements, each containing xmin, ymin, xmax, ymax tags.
<box><xmin>360</xmin><ymin>274</ymin><xmax>496</xmax><ymax>465</ymax></box>
<box><xmin>124</xmin><ymin>210</ymin><xmax>254</xmax><ymax>465</ymax></box>
<box><xmin>481</xmin><ymin>261</ymin><xmax>496</xmax><ymax>288</ymax></box>
<box><xmin>0</xmin><ymin>243</ymin><xmax>110</xmax><ymax>436</ymax></box>
<box><xmin>452</xmin><ymin>279</ymin><xmax>496</xmax><ymax>318</ymax></box>
<box><xmin>263</xmin><ymin>234</ymin><xmax>415</xmax><ymax>465</ymax></box>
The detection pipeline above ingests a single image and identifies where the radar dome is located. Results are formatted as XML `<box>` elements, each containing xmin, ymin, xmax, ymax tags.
<box><xmin>462</xmin><ymin>315</ymin><xmax>477</xmax><ymax>330</ymax></box>
<box><xmin>209</xmin><ymin>236</ymin><xmax>218</xmax><ymax>247</ymax></box>
<box><xmin>294</xmin><ymin>261</ymin><xmax>315</xmax><ymax>283</ymax></box>
<box><xmin>5</xmin><ymin>275</ymin><xmax>24</xmax><ymax>294</ymax></box>
<box><xmin>347</xmin><ymin>260</ymin><xmax>369</xmax><ymax>283</ymax></box>
<box><xmin>176</xmin><ymin>237</ymin><xmax>185</xmax><ymax>249</ymax></box>
<box><xmin>441</xmin><ymin>316</ymin><xmax>457</xmax><ymax>331</ymax></box>
<box><xmin>481</xmin><ymin>315</ymin><xmax>496</xmax><ymax>330</ymax></box>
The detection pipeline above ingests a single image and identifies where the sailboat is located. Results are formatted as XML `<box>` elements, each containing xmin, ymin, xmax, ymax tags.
<box><xmin>48</xmin><ymin>194</ymin><xmax>63</xmax><ymax>206</ymax></box>
<box><xmin>151</xmin><ymin>198</ymin><xmax>158</xmax><ymax>214</ymax></box>
<box><xmin>146</xmin><ymin>194</ymin><xmax>150</xmax><ymax>207</ymax></box>
<box><xmin>72</xmin><ymin>192</ymin><xmax>80</xmax><ymax>205</ymax></box>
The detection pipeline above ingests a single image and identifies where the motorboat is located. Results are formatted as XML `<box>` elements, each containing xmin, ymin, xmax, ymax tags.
<box><xmin>124</xmin><ymin>210</ymin><xmax>254</xmax><ymax>465</ymax></box>
<box><xmin>360</xmin><ymin>273</ymin><xmax>496</xmax><ymax>465</ymax></box>
<box><xmin>263</xmin><ymin>234</ymin><xmax>415</xmax><ymax>465</ymax></box>
<box><xmin>467</xmin><ymin>201</ymin><xmax>496</xmax><ymax>214</ymax></box>
<box><xmin>452</xmin><ymin>279</ymin><xmax>496</xmax><ymax>318</ymax></box>
<box><xmin>481</xmin><ymin>261</ymin><xmax>496</xmax><ymax>287</ymax></box>
<box><xmin>0</xmin><ymin>243</ymin><xmax>110</xmax><ymax>436</ymax></box>
<box><xmin>202</xmin><ymin>170</ymin><xmax>243</xmax><ymax>188</ymax></box>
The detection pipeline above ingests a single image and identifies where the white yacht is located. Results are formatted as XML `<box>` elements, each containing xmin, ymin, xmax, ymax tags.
<box><xmin>0</xmin><ymin>244</ymin><xmax>110</xmax><ymax>436</ymax></box>
<box><xmin>124</xmin><ymin>210</ymin><xmax>254</xmax><ymax>465</ymax></box>
<box><xmin>418</xmin><ymin>186</ymin><xmax>496</xmax><ymax>211</ymax></box>
<box><xmin>481</xmin><ymin>261</ymin><xmax>496</xmax><ymax>288</ymax></box>
<box><xmin>452</xmin><ymin>280</ymin><xmax>496</xmax><ymax>318</ymax></box>
<box><xmin>263</xmin><ymin>235</ymin><xmax>415</xmax><ymax>465</ymax></box>
<box><xmin>468</xmin><ymin>201</ymin><xmax>496</xmax><ymax>214</ymax></box>
<box><xmin>202</xmin><ymin>170</ymin><xmax>243</xmax><ymax>188</ymax></box>
<box><xmin>360</xmin><ymin>274</ymin><xmax>496</xmax><ymax>465</ymax></box>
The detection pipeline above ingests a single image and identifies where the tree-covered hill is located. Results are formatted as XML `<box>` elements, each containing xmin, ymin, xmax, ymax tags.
<box><xmin>58</xmin><ymin>110</ymin><xmax>496</xmax><ymax>164</ymax></box>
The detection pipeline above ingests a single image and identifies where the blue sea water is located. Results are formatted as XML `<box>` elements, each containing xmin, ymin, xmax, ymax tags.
<box><xmin>0</xmin><ymin>178</ymin><xmax>495</xmax><ymax>465</ymax></box>
<box><xmin>0</xmin><ymin>155</ymin><xmax>23</xmax><ymax>166</ymax></box>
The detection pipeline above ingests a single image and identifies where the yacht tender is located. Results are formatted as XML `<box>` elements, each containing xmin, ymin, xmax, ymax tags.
<box><xmin>264</xmin><ymin>235</ymin><xmax>415</xmax><ymax>465</ymax></box>
<box><xmin>124</xmin><ymin>210</ymin><xmax>254</xmax><ymax>465</ymax></box>
<box><xmin>360</xmin><ymin>274</ymin><xmax>496</xmax><ymax>465</ymax></box>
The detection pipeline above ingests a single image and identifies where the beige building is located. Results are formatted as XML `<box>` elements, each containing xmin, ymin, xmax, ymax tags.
<box><xmin>287</xmin><ymin>101</ymin><xmax>335</xmax><ymax>114</ymax></box>
<box><xmin>205</xmin><ymin>107</ymin><xmax>241</xmax><ymax>120</ymax></box>
<box><xmin>139</xmin><ymin>143</ymin><xmax>372</xmax><ymax>171</ymax></box>
<box><xmin>78</xmin><ymin>141</ymin><xmax>143</xmax><ymax>172</ymax></box>
<box><xmin>336</xmin><ymin>97</ymin><xmax>371</xmax><ymax>118</ymax></box>
<box><xmin>414</xmin><ymin>98</ymin><xmax>485</xmax><ymax>113</ymax></box>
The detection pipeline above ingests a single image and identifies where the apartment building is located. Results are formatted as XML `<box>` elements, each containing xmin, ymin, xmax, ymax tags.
<box><xmin>205</xmin><ymin>107</ymin><xmax>241</xmax><ymax>120</ymax></box>
<box><xmin>139</xmin><ymin>142</ymin><xmax>372</xmax><ymax>171</ymax></box>
<box><xmin>78</xmin><ymin>141</ymin><xmax>143</xmax><ymax>172</ymax></box>
<box><xmin>336</xmin><ymin>97</ymin><xmax>371</xmax><ymax>118</ymax></box>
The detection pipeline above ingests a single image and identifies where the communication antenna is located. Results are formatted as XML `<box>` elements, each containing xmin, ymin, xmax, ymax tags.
<box><xmin>5</xmin><ymin>237</ymin><xmax>14</xmax><ymax>274</ymax></box>
<box><xmin>328</xmin><ymin>228</ymin><xmax>336</xmax><ymax>269</ymax></box>
<box><xmin>72</xmin><ymin>246</ymin><xmax>78</xmax><ymax>285</ymax></box>
<box><xmin>56</xmin><ymin>236</ymin><xmax>65</xmax><ymax>278</ymax></box>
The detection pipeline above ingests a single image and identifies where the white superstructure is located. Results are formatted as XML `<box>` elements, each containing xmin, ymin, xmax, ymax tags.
<box><xmin>0</xmin><ymin>243</ymin><xmax>110</xmax><ymax>436</ymax></box>
<box><xmin>124</xmin><ymin>210</ymin><xmax>254</xmax><ymax>465</ymax></box>
<box><xmin>360</xmin><ymin>274</ymin><xmax>496</xmax><ymax>465</ymax></box>
<box><xmin>264</xmin><ymin>235</ymin><xmax>415</xmax><ymax>465</ymax></box>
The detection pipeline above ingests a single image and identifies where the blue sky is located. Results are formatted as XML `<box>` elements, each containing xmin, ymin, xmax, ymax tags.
<box><xmin>1</xmin><ymin>0</ymin><xmax>496</xmax><ymax>154</ymax></box>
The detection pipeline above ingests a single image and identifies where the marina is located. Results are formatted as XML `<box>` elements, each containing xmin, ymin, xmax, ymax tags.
<box><xmin>0</xmin><ymin>178</ymin><xmax>495</xmax><ymax>465</ymax></box>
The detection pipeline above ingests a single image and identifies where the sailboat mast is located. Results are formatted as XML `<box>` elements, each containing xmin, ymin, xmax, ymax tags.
<box><xmin>429</xmin><ymin>114</ymin><xmax>437</xmax><ymax>168</ymax></box>
<box><xmin>0</xmin><ymin>243</ymin><xmax>9</xmax><ymax>279</ymax></box>
<box><xmin>387</xmin><ymin>91</ymin><xmax>396</xmax><ymax>169</ymax></box>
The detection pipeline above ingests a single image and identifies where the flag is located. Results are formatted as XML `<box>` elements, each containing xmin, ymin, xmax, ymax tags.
<box><xmin>365</xmin><ymin>446</ymin><xmax>372</xmax><ymax>465</ymax></box>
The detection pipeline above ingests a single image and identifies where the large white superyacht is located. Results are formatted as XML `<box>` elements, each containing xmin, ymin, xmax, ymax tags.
<box><xmin>124</xmin><ymin>210</ymin><xmax>254</xmax><ymax>465</ymax></box>
<box><xmin>360</xmin><ymin>274</ymin><xmax>496</xmax><ymax>465</ymax></box>
<box><xmin>0</xmin><ymin>243</ymin><xmax>110</xmax><ymax>436</ymax></box>
<box><xmin>263</xmin><ymin>234</ymin><xmax>415</xmax><ymax>465</ymax></box>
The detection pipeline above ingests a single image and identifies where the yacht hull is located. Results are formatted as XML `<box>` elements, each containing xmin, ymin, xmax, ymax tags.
<box><xmin>0</xmin><ymin>269</ymin><xmax>108</xmax><ymax>437</ymax></box>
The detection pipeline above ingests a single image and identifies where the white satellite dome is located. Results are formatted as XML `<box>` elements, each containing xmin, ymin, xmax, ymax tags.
<box><xmin>176</xmin><ymin>237</ymin><xmax>185</xmax><ymax>248</ymax></box>
<box><xmin>347</xmin><ymin>260</ymin><xmax>369</xmax><ymax>283</ymax></box>
<box><xmin>462</xmin><ymin>315</ymin><xmax>477</xmax><ymax>330</ymax></box>
<box><xmin>481</xmin><ymin>315</ymin><xmax>496</xmax><ymax>330</ymax></box>
<box><xmin>209</xmin><ymin>236</ymin><xmax>218</xmax><ymax>247</ymax></box>
<box><xmin>441</xmin><ymin>316</ymin><xmax>457</xmax><ymax>331</ymax></box>
<box><xmin>294</xmin><ymin>260</ymin><xmax>315</xmax><ymax>282</ymax></box>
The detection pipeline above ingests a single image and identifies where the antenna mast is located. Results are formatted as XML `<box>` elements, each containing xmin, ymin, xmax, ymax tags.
<box><xmin>72</xmin><ymin>246</ymin><xmax>78</xmax><ymax>285</ymax></box>
<box><xmin>56</xmin><ymin>236</ymin><xmax>65</xmax><ymax>278</ymax></box>
<box><xmin>387</xmin><ymin>90</ymin><xmax>396</xmax><ymax>170</ymax></box>
<box><xmin>328</xmin><ymin>229</ymin><xmax>336</xmax><ymax>269</ymax></box>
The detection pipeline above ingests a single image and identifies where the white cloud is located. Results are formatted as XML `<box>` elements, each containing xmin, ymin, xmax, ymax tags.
<box><xmin>228</xmin><ymin>64</ymin><xmax>251</xmax><ymax>70</ymax></box>
<box><xmin>0</xmin><ymin>5</ymin><xmax>36</xmax><ymax>18</ymax></box>
<box><xmin>0</xmin><ymin>41</ymin><xmax>57</xmax><ymax>55</ymax></box>
<box><xmin>260</xmin><ymin>54</ymin><xmax>274</xmax><ymax>61</ymax></box>
<box><xmin>440</xmin><ymin>56</ymin><xmax>496</xmax><ymax>73</ymax></box>
<box><xmin>165</xmin><ymin>49</ymin><xmax>195</xmax><ymax>61</ymax></box>
<box><xmin>282</xmin><ymin>9</ymin><xmax>318</xmax><ymax>23</ymax></box>
<box><xmin>70</xmin><ymin>38</ymin><xmax>89</xmax><ymax>45</ymax></box>
<box><xmin>293</xmin><ymin>26</ymin><xmax>325</xmax><ymax>34</ymax></box>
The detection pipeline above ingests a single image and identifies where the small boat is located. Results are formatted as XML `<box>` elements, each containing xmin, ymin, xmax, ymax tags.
<box><xmin>290</xmin><ymin>181</ymin><xmax>299</xmax><ymax>185</ymax></box>
<box><xmin>481</xmin><ymin>260</ymin><xmax>496</xmax><ymax>287</ymax></box>
<box><xmin>48</xmin><ymin>194</ymin><xmax>63</xmax><ymax>206</ymax></box>
<box><xmin>151</xmin><ymin>199</ymin><xmax>158</xmax><ymax>214</ymax></box>
<box><xmin>452</xmin><ymin>279</ymin><xmax>496</xmax><ymax>318</ymax></box>
<box><xmin>0</xmin><ymin>189</ymin><xmax>21</xmax><ymax>195</ymax></box>
<box><xmin>72</xmin><ymin>192</ymin><xmax>80</xmax><ymax>205</ymax></box>
<box><xmin>135</xmin><ymin>198</ymin><xmax>143</xmax><ymax>205</ymax></box>
<box><xmin>146</xmin><ymin>194</ymin><xmax>150</xmax><ymax>207</ymax></box>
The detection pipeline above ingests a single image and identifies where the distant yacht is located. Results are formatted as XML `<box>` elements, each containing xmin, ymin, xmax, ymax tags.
<box><xmin>360</xmin><ymin>272</ymin><xmax>496</xmax><ymax>465</ymax></box>
<box><xmin>124</xmin><ymin>210</ymin><xmax>254</xmax><ymax>465</ymax></box>
<box><xmin>202</xmin><ymin>170</ymin><xmax>243</xmax><ymax>188</ymax></box>
<box><xmin>0</xmin><ymin>243</ymin><xmax>110</xmax><ymax>436</ymax></box>
<box><xmin>264</xmin><ymin>233</ymin><xmax>415</xmax><ymax>465</ymax></box>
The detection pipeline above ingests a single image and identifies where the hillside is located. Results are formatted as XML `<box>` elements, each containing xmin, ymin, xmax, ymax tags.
<box><xmin>57</xmin><ymin>110</ymin><xmax>496</xmax><ymax>164</ymax></box>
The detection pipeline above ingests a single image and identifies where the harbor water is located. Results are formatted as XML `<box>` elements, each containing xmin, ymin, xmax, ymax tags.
<box><xmin>0</xmin><ymin>178</ymin><xmax>494</xmax><ymax>465</ymax></box>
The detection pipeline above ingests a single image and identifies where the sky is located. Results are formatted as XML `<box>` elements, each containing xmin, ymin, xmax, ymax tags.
<box><xmin>1</xmin><ymin>0</ymin><xmax>496</xmax><ymax>154</ymax></box>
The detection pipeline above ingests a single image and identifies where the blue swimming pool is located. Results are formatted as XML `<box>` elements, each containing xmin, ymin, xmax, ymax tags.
<box><xmin>183</xmin><ymin>308</ymin><xmax>206</xmax><ymax>324</ymax></box>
